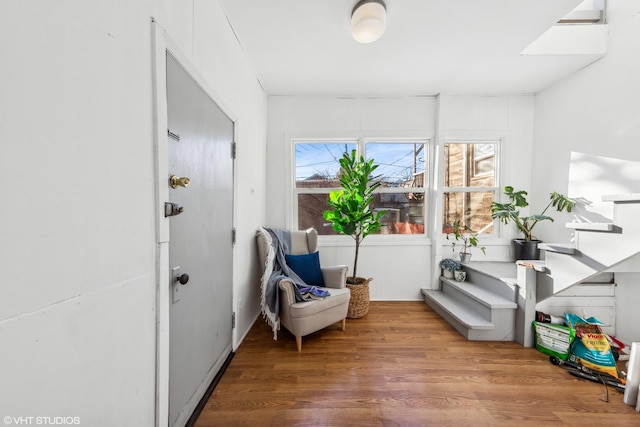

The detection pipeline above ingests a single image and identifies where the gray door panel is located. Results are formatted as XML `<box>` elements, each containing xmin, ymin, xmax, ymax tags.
<box><xmin>166</xmin><ymin>53</ymin><xmax>234</xmax><ymax>427</ymax></box>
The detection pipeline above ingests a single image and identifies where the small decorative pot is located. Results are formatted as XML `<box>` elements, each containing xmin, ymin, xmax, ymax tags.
<box><xmin>454</xmin><ymin>271</ymin><xmax>467</xmax><ymax>282</ymax></box>
<box><xmin>442</xmin><ymin>269</ymin><xmax>454</xmax><ymax>279</ymax></box>
<box><xmin>459</xmin><ymin>253</ymin><xmax>472</xmax><ymax>264</ymax></box>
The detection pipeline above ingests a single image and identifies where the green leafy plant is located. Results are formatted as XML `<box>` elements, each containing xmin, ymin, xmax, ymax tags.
<box><xmin>491</xmin><ymin>186</ymin><xmax>576</xmax><ymax>241</ymax></box>
<box><xmin>447</xmin><ymin>220</ymin><xmax>486</xmax><ymax>255</ymax></box>
<box><xmin>323</xmin><ymin>150</ymin><xmax>386</xmax><ymax>283</ymax></box>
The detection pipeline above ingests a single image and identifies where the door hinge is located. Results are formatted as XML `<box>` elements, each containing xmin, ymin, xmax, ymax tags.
<box><xmin>167</xmin><ymin>128</ymin><xmax>180</xmax><ymax>141</ymax></box>
<box><xmin>232</xmin><ymin>228</ymin><xmax>236</xmax><ymax>245</ymax></box>
<box><xmin>232</xmin><ymin>312</ymin><xmax>236</xmax><ymax>329</ymax></box>
<box><xmin>231</xmin><ymin>142</ymin><xmax>236</xmax><ymax>159</ymax></box>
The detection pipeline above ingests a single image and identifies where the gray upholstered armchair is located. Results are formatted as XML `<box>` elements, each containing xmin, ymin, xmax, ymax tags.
<box><xmin>256</xmin><ymin>228</ymin><xmax>350</xmax><ymax>351</ymax></box>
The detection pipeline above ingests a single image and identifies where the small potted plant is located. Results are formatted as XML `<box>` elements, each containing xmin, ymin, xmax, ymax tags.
<box><xmin>439</xmin><ymin>258</ymin><xmax>462</xmax><ymax>279</ymax></box>
<box><xmin>447</xmin><ymin>220</ymin><xmax>486</xmax><ymax>263</ymax></box>
<box><xmin>491</xmin><ymin>186</ymin><xmax>575</xmax><ymax>260</ymax></box>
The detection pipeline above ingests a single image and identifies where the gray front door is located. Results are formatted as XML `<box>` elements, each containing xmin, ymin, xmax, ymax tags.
<box><xmin>166</xmin><ymin>53</ymin><xmax>234</xmax><ymax>427</ymax></box>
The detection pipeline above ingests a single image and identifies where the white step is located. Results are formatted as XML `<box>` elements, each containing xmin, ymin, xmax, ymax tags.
<box><xmin>423</xmin><ymin>274</ymin><xmax>517</xmax><ymax>341</ymax></box>
<box><xmin>602</xmin><ymin>193</ymin><xmax>640</xmax><ymax>202</ymax></box>
<box><xmin>441</xmin><ymin>277</ymin><xmax>517</xmax><ymax>309</ymax></box>
<box><xmin>566</xmin><ymin>222</ymin><xmax>617</xmax><ymax>232</ymax></box>
<box><xmin>422</xmin><ymin>289</ymin><xmax>494</xmax><ymax>330</ymax></box>
<box><xmin>459</xmin><ymin>261</ymin><xmax>518</xmax><ymax>300</ymax></box>
<box><xmin>538</xmin><ymin>243</ymin><xmax>576</xmax><ymax>255</ymax></box>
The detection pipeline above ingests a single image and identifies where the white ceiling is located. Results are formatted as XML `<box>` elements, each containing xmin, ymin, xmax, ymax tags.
<box><xmin>220</xmin><ymin>0</ymin><xmax>602</xmax><ymax>96</ymax></box>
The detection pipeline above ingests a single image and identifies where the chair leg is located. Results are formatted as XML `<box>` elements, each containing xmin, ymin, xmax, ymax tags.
<box><xmin>295</xmin><ymin>335</ymin><xmax>302</xmax><ymax>352</ymax></box>
<box><xmin>341</xmin><ymin>318</ymin><xmax>346</xmax><ymax>331</ymax></box>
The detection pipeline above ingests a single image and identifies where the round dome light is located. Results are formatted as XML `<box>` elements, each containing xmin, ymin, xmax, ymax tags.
<box><xmin>351</xmin><ymin>0</ymin><xmax>387</xmax><ymax>44</ymax></box>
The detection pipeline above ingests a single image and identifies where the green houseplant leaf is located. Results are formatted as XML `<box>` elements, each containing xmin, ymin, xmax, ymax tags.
<box><xmin>491</xmin><ymin>186</ymin><xmax>576</xmax><ymax>241</ymax></box>
<box><xmin>447</xmin><ymin>220</ymin><xmax>486</xmax><ymax>255</ymax></box>
<box><xmin>323</xmin><ymin>150</ymin><xmax>386</xmax><ymax>283</ymax></box>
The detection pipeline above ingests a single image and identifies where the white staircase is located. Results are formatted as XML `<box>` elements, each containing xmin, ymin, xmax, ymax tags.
<box><xmin>424</xmin><ymin>194</ymin><xmax>640</xmax><ymax>345</ymax></box>
<box><xmin>537</xmin><ymin>194</ymin><xmax>640</xmax><ymax>301</ymax></box>
<box><xmin>422</xmin><ymin>263</ymin><xmax>517</xmax><ymax>341</ymax></box>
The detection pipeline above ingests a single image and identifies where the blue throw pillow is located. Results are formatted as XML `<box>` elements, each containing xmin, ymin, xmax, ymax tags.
<box><xmin>285</xmin><ymin>251</ymin><xmax>325</xmax><ymax>287</ymax></box>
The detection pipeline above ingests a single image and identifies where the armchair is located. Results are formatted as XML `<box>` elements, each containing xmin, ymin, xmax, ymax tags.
<box><xmin>256</xmin><ymin>228</ymin><xmax>350</xmax><ymax>351</ymax></box>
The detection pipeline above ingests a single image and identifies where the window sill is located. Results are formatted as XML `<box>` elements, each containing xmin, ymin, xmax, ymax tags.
<box><xmin>319</xmin><ymin>234</ymin><xmax>431</xmax><ymax>247</ymax></box>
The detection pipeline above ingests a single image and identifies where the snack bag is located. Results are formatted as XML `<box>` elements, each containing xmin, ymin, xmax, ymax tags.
<box><xmin>565</xmin><ymin>313</ymin><xmax>619</xmax><ymax>379</ymax></box>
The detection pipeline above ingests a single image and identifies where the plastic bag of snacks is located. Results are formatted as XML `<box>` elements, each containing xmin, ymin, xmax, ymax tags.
<box><xmin>565</xmin><ymin>313</ymin><xmax>620</xmax><ymax>379</ymax></box>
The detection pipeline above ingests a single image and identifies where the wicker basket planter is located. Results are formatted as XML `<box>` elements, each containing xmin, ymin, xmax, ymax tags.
<box><xmin>346</xmin><ymin>277</ymin><xmax>372</xmax><ymax>319</ymax></box>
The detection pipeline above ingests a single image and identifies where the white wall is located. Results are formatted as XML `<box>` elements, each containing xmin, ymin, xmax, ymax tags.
<box><xmin>532</xmin><ymin>0</ymin><xmax>640</xmax><ymax>343</ymax></box>
<box><xmin>0</xmin><ymin>0</ymin><xmax>266</xmax><ymax>424</ymax></box>
<box><xmin>436</xmin><ymin>95</ymin><xmax>536</xmax><ymax>264</ymax></box>
<box><xmin>266</xmin><ymin>95</ymin><xmax>535</xmax><ymax>299</ymax></box>
<box><xmin>267</xmin><ymin>96</ymin><xmax>435</xmax><ymax>300</ymax></box>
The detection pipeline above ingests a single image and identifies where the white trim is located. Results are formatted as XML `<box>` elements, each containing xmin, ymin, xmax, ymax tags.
<box><xmin>320</xmin><ymin>234</ymin><xmax>431</xmax><ymax>247</ymax></box>
<box><xmin>289</xmin><ymin>130</ymin><xmax>435</xmax><ymax>140</ymax></box>
<box><xmin>151</xmin><ymin>20</ymin><xmax>170</xmax><ymax>427</ymax></box>
<box><xmin>432</xmin><ymin>94</ymin><xmax>446</xmax><ymax>288</ymax></box>
<box><xmin>443</xmin><ymin>129</ymin><xmax>513</xmax><ymax>140</ymax></box>
<box><xmin>285</xmin><ymin>132</ymin><xmax>294</xmax><ymax>229</ymax></box>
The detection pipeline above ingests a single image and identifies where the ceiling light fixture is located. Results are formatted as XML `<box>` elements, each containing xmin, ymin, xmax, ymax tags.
<box><xmin>351</xmin><ymin>0</ymin><xmax>387</xmax><ymax>44</ymax></box>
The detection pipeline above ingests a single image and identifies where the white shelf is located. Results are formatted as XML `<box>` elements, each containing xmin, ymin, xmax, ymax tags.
<box><xmin>602</xmin><ymin>193</ymin><xmax>640</xmax><ymax>203</ymax></box>
<box><xmin>566</xmin><ymin>222</ymin><xmax>615</xmax><ymax>232</ymax></box>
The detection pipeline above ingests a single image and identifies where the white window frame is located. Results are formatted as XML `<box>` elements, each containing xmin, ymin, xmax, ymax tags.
<box><xmin>441</xmin><ymin>140</ymin><xmax>500</xmax><ymax>236</ymax></box>
<box><xmin>292</xmin><ymin>139</ymin><xmax>357</xmax><ymax>236</ymax></box>
<box><xmin>472</xmin><ymin>143</ymin><xmax>496</xmax><ymax>177</ymax></box>
<box><xmin>292</xmin><ymin>137</ymin><xmax>430</xmax><ymax>239</ymax></box>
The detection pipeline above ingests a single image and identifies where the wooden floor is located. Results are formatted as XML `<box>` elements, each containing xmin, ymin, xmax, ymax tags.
<box><xmin>195</xmin><ymin>302</ymin><xmax>638</xmax><ymax>426</ymax></box>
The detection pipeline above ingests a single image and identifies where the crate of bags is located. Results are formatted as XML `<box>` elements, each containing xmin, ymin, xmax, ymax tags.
<box><xmin>533</xmin><ymin>321</ymin><xmax>575</xmax><ymax>360</ymax></box>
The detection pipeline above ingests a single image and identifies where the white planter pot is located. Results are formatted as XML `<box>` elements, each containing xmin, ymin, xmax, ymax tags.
<box><xmin>454</xmin><ymin>270</ymin><xmax>467</xmax><ymax>282</ymax></box>
<box><xmin>442</xmin><ymin>269</ymin><xmax>454</xmax><ymax>279</ymax></box>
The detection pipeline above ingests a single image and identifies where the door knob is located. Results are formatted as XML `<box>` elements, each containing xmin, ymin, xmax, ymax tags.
<box><xmin>170</xmin><ymin>175</ymin><xmax>191</xmax><ymax>188</ymax></box>
<box><xmin>176</xmin><ymin>273</ymin><xmax>189</xmax><ymax>285</ymax></box>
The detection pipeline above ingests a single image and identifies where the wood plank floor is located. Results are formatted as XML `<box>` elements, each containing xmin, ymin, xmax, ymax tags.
<box><xmin>195</xmin><ymin>302</ymin><xmax>638</xmax><ymax>426</ymax></box>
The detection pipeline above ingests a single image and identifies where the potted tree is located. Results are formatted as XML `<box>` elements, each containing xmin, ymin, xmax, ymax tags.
<box><xmin>491</xmin><ymin>186</ymin><xmax>576</xmax><ymax>260</ymax></box>
<box><xmin>447</xmin><ymin>220</ymin><xmax>486</xmax><ymax>263</ymax></box>
<box><xmin>323</xmin><ymin>149</ymin><xmax>386</xmax><ymax>318</ymax></box>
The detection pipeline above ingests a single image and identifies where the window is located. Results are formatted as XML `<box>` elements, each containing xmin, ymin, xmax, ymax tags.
<box><xmin>442</xmin><ymin>142</ymin><xmax>498</xmax><ymax>235</ymax></box>
<box><xmin>294</xmin><ymin>141</ymin><xmax>356</xmax><ymax>235</ymax></box>
<box><xmin>473</xmin><ymin>143</ymin><xmax>495</xmax><ymax>177</ymax></box>
<box><xmin>294</xmin><ymin>139</ymin><xmax>428</xmax><ymax>235</ymax></box>
<box><xmin>365</xmin><ymin>141</ymin><xmax>427</xmax><ymax>235</ymax></box>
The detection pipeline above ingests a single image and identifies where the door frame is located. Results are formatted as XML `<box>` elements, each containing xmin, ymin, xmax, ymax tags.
<box><xmin>151</xmin><ymin>20</ymin><xmax>238</xmax><ymax>426</ymax></box>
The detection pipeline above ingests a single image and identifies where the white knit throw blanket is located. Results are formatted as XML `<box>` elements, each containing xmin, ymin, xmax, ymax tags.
<box><xmin>258</xmin><ymin>228</ymin><xmax>279</xmax><ymax>338</ymax></box>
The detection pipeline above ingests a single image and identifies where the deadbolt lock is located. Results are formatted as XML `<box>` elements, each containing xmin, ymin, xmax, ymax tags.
<box><xmin>164</xmin><ymin>202</ymin><xmax>184</xmax><ymax>217</ymax></box>
<box><xmin>170</xmin><ymin>175</ymin><xmax>191</xmax><ymax>189</ymax></box>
